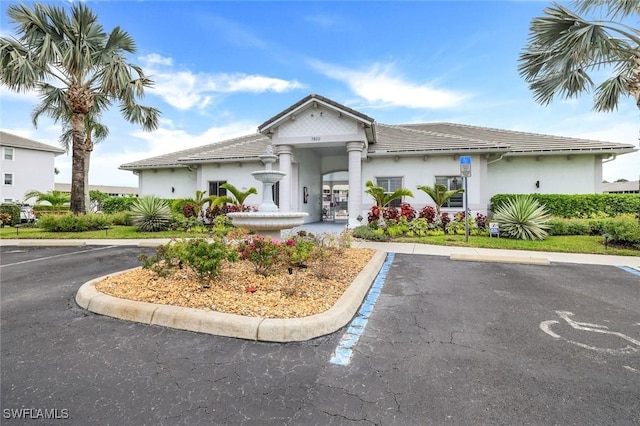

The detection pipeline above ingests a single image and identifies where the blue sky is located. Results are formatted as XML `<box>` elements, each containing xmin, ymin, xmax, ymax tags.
<box><xmin>1</xmin><ymin>0</ymin><xmax>638</xmax><ymax>187</ymax></box>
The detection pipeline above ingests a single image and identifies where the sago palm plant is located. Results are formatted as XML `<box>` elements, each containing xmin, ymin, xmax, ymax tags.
<box><xmin>493</xmin><ymin>195</ymin><xmax>551</xmax><ymax>240</ymax></box>
<box><xmin>131</xmin><ymin>196</ymin><xmax>171</xmax><ymax>232</ymax></box>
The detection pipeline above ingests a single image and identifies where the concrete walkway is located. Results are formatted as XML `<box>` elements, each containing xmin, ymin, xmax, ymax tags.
<box><xmin>1</xmin><ymin>238</ymin><xmax>637</xmax><ymax>267</ymax></box>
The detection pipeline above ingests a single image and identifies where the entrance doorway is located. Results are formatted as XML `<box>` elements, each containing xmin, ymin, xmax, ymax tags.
<box><xmin>322</xmin><ymin>171</ymin><xmax>348</xmax><ymax>222</ymax></box>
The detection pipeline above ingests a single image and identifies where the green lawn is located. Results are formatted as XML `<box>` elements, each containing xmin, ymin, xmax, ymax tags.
<box><xmin>2</xmin><ymin>225</ymin><xmax>639</xmax><ymax>257</ymax></box>
<box><xmin>0</xmin><ymin>225</ymin><xmax>193</xmax><ymax>240</ymax></box>
<box><xmin>395</xmin><ymin>234</ymin><xmax>640</xmax><ymax>256</ymax></box>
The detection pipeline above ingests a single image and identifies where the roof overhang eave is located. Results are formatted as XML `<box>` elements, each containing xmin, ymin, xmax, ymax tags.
<box><xmin>505</xmin><ymin>147</ymin><xmax>638</xmax><ymax>156</ymax></box>
<box><xmin>177</xmin><ymin>156</ymin><xmax>261</xmax><ymax>164</ymax></box>
<box><xmin>119</xmin><ymin>164</ymin><xmax>188</xmax><ymax>171</ymax></box>
<box><xmin>368</xmin><ymin>147</ymin><xmax>509</xmax><ymax>157</ymax></box>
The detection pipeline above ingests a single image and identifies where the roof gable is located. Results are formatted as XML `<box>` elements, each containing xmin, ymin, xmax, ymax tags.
<box><xmin>0</xmin><ymin>131</ymin><xmax>66</xmax><ymax>155</ymax></box>
<box><xmin>258</xmin><ymin>94</ymin><xmax>377</xmax><ymax>144</ymax></box>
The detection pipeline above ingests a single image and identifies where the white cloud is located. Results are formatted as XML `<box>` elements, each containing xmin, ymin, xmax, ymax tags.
<box><xmin>140</xmin><ymin>54</ymin><xmax>304</xmax><ymax>111</ymax></box>
<box><xmin>310</xmin><ymin>60</ymin><xmax>470</xmax><ymax>109</ymax></box>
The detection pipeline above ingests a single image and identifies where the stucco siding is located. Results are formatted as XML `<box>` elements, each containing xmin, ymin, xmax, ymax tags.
<box><xmin>139</xmin><ymin>168</ymin><xmax>195</xmax><ymax>200</ymax></box>
<box><xmin>362</xmin><ymin>155</ymin><xmax>487</xmax><ymax>215</ymax></box>
<box><xmin>295</xmin><ymin>149</ymin><xmax>322</xmax><ymax>222</ymax></box>
<box><xmin>487</xmin><ymin>155</ymin><xmax>598</xmax><ymax>197</ymax></box>
<box><xmin>0</xmin><ymin>146</ymin><xmax>56</xmax><ymax>202</ymax></box>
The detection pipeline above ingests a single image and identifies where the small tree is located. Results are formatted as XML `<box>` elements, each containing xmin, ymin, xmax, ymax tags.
<box><xmin>24</xmin><ymin>189</ymin><xmax>70</xmax><ymax>211</ymax></box>
<box><xmin>364</xmin><ymin>180</ymin><xmax>413</xmax><ymax>227</ymax></box>
<box><xmin>417</xmin><ymin>184</ymin><xmax>464</xmax><ymax>224</ymax></box>
<box><xmin>180</xmin><ymin>190</ymin><xmax>216</xmax><ymax>220</ymax></box>
<box><xmin>211</xmin><ymin>183</ymin><xmax>258</xmax><ymax>211</ymax></box>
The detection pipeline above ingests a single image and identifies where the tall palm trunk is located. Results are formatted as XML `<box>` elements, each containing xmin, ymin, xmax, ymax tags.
<box><xmin>71</xmin><ymin>112</ymin><xmax>87</xmax><ymax>214</ymax></box>
<box><xmin>84</xmin><ymin>135</ymin><xmax>93</xmax><ymax>211</ymax></box>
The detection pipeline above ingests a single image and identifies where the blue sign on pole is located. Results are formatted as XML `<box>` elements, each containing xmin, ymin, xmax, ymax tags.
<box><xmin>460</xmin><ymin>156</ymin><xmax>471</xmax><ymax>177</ymax></box>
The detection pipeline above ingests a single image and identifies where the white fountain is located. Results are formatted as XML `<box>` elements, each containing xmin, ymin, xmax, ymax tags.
<box><xmin>227</xmin><ymin>145</ymin><xmax>307</xmax><ymax>239</ymax></box>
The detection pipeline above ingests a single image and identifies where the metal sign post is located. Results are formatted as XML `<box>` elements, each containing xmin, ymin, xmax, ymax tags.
<box><xmin>460</xmin><ymin>156</ymin><xmax>471</xmax><ymax>243</ymax></box>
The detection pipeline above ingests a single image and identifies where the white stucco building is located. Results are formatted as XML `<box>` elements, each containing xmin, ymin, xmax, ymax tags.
<box><xmin>0</xmin><ymin>131</ymin><xmax>65</xmax><ymax>203</ymax></box>
<box><xmin>120</xmin><ymin>94</ymin><xmax>637</xmax><ymax>227</ymax></box>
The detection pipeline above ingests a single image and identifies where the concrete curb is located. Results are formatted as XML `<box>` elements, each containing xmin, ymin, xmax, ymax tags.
<box><xmin>450</xmin><ymin>253</ymin><xmax>550</xmax><ymax>265</ymax></box>
<box><xmin>18</xmin><ymin>240</ymin><xmax>86</xmax><ymax>247</ymax></box>
<box><xmin>75</xmin><ymin>250</ymin><xmax>387</xmax><ymax>342</ymax></box>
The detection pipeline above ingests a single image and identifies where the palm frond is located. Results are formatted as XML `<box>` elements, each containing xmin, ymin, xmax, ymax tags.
<box><xmin>519</xmin><ymin>2</ymin><xmax>639</xmax><ymax>111</ymax></box>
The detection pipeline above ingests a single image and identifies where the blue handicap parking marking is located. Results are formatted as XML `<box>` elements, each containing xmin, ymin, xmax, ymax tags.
<box><xmin>330</xmin><ymin>252</ymin><xmax>395</xmax><ymax>366</ymax></box>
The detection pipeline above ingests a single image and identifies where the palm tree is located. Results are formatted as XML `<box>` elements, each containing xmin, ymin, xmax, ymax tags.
<box><xmin>33</xmin><ymin>107</ymin><xmax>110</xmax><ymax>210</ymax></box>
<box><xmin>211</xmin><ymin>183</ymin><xmax>258</xmax><ymax>211</ymax></box>
<box><xmin>519</xmin><ymin>0</ymin><xmax>640</xmax><ymax>111</ymax></box>
<box><xmin>181</xmin><ymin>190</ymin><xmax>216</xmax><ymax>219</ymax></box>
<box><xmin>24</xmin><ymin>189</ymin><xmax>70</xmax><ymax>210</ymax></box>
<box><xmin>364</xmin><ymin>180</ymin><xmax>414</xmax><ymax>209</ymax></box>
<box><xmin>0</xmin><ymin>3</ymin><xmax>160</xmax><ymax>214</ymax></box>
<box><xmin>417</xmin><ymin>183</ymin><xmax>464</xmax><ymax>223</ymax></box>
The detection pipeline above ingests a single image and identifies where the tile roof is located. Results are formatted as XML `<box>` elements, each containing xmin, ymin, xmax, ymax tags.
<box><xmin>120</xmin><ymin>133</ymin><xmax>270</xmax><ymax>170</ymax></box>
<box><xmin>0</xmin><ymin>131</ymin><xmax>66</xmax><ymax>155</ymax></box>
<box><xmin>120</xmin><ymin>100</ymin><xmax>637</xmax><ymax>170</ymax></box>
<box><xmin>396</xmin><ymin>123</ymin><xmax>636</xmax><ymax>155</ymax></box>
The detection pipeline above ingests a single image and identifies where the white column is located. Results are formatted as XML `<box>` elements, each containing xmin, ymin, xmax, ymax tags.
<box><xmin>277</xmin><ymin>145</ymin><xmax>293</xmax><ymax>212</ymax></box>
<box><xmin>346</xmin><ymin>141</ymin><xmax>365</xmax><ymax>228</ymax></box>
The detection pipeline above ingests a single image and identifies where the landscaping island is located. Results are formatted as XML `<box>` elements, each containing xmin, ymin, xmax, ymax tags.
<box><xmin>95</xmin><ymin>247</ymin><xmax>376</xmax><ymax>319</ymax></box>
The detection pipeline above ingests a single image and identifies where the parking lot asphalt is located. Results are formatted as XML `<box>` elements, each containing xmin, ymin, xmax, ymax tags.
<box><xmin>1</xmin><ymin>245</ymin><xmax>639</xmax><ymax>425</ymax></box>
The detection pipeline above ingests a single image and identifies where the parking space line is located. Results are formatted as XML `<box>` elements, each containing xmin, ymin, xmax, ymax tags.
<box><xmin>330</xmin><ymin>252</ymin><xmax>395</xmax><ymax>366</ymax></box>
<box><xmin>0</xmin><ymin>246</ymin><xmax>117</xmax><ymax>268</ymax></box>
<box><xmin>616</xmin><ymin>265</ymin><xmax>640</xmax><ymax>277</ymax></box>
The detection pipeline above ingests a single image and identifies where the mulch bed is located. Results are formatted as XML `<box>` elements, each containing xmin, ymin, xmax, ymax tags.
<box><xmin>95</xmin><ymin>248</ymin><xmax>376</xmax><ymax>319</ymax></box>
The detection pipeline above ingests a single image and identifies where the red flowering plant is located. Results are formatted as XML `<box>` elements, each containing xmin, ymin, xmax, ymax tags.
<box><xmin>383</xmin><ymin>206</ymin><xmax>400</xmax><ymax>222</ymax></box>
<box><xmin>399</xmin><ymin>202</ymin><xmax>416</xmax><ymax>221</ymax></box>
<box><xmin>181</xmin><ymin>203</ymin><xmax>197</xmax><ymax>218</ymax></box>
<box><xmin>283</xmin><ymin>234</ymin><xmax>316</xmax><ymax>268</ymax></box>
<box><xmin>368</xmin><ymin>205</ymin><xmax>381</xmax><ymax>224</ymax></box>
<box><xmin>441</xmin><ymin>212</ymin><xmax>451</xmax><ymax>233</ymax></box>
<box><xmin>237</xmin><ymin>236</ymin><xmax>284</xmax><ymax>276</ymax></box>
<box><xmin>475</xmin><ymin>212</ymin><xmax>488</xmax><ymax>231</ymax></box>
<box><xmin>418</xmin><ymin>205</ymin><xmax>437</xmax><ymax>225</ymax></box>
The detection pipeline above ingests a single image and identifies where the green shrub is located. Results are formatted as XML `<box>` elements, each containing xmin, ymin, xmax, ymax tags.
<box><xmin>107</xmin><ymin>211</ymin><xmax>133</xmax><ymax>226</ymax></box>
<box><xmin>490</xmin><ymin>193</ymin><xmax>640</xmax><ymax>218</ymax></box>
<box><xmin>39</xmin><ymin>213</ymin><xmax>89</xmax><ymax>232</ymax></box>
<box><xmin>131</xmin><ymin>196</ymin><xmax>171</xmax><ymax>232</ymax></box>
<box><xmin>139</xmin><ymin>238</ymin><xmax>238</xmax><ymax>288</ymax></box>
<box><xmin>85</xmin><ymin>213</ymin><xmax>111</xmax><ymax>230</ymax></box>
<box><xmin>101</xmin><ymin>196</ymin><xmax>137</xmax><ymax>214</ymax></box>
<box><xmin>603</xmin><ymin>216</ymin><xmax>640</xmax><ymax>248</ymax></box>
<box><xmin>351</xmin><ymin>225</ymin><xmax>390</xmax><ymax>241</ymax></box>
<box><xmin>547</xmin><ymin>218</ymin><xmax>569</xmax><ymax>235</ymax></box>
<box><xmin>283</xmin><ymin>235</ymin><xmax>316</xmax><ymax>267</ymax></box>
<box><xmin>0</xmin><ymin>204</ymin><xmax>20</xmax><ymax>225</ymax></box>
<box><xmin>586</xmin><ymin>218</ymin><xmax>607</xmax><ymax>236</ymax></box>
<box><xmin>493</xmin><ymin>195</ymin><xmax>550</xmax><ymax>240</ymax></box>
<box><xmin>565</xmin><ymin>219</ymin><xmax>592</xmax><ymax>236</ymax></box>
<box><xmin>238</xmin><ymin>236</ymin><xmax>284</xmax><ymax>276</ymax></box>
<box><xmin>0</xmin><ymin>212</ymin><xmax>12</xmax><ymax>226</ymax></box>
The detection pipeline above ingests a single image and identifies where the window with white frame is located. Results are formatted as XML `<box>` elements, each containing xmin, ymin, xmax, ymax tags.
<box><xmin>435</xmin><ymin>176</ymin><xmax>463</xmax><ymax>208</ymax></box>
<box><xmin>4</xmin><ymin>173</ymin><xmax>13</xmax><ymax>185</ymax></box>
<box><xmin>3</xmin><ymin>147</ymin><xmax>14</xmax><ymax>161</ymax></box>
<box><xmin>3</xmin><ymin>198</ymin><xmax>13</xmax><ymax>203</ymax></box>
<box><xmin>375</xmin><ymin>176</ymin><xmax>404</xmax><ymax>207</ymax></box>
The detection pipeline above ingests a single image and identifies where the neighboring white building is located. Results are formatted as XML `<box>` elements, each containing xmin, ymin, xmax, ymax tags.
<box><xmin>120</xmin><ymin>94</ymin><xmax>638</xmax><ymax>227</ymax></box>
<box><xmin>602</xmin><ymin>180</ymin><xmax>640</xmax><ymax>194</ymax></box>
<box><xmin>0</xmin><ymin>131</ymin><xmax>65</xmax><ymax>203</ymax></box>
<box><xmin>54</xmin><ymin>183</ymin><xmax>139</xmax><ymax>198</ymax></box>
